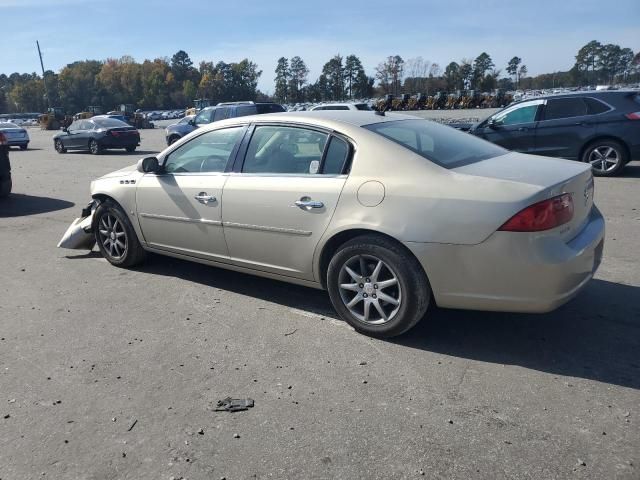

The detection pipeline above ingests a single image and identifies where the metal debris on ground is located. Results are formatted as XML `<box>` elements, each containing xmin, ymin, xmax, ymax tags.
<box><xmin>215</xmin><ymin>397</ymin><xmax>255</xmax><ymax>412</ymax></box>
<box><xmin>284</xmin><ymin>329</ymin><xmax>298</xmax><ymax>336</ymax></box>
<box><xmin>127</xmin><ymin>419</ymin><xmax>138</xmax><ymax>431</ymax></box>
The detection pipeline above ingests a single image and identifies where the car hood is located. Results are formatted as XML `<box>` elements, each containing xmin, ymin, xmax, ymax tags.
<box><xmin>96</xmin><ymin>163</ymin><xmax>139</xmax><ymax>179</ymax></box>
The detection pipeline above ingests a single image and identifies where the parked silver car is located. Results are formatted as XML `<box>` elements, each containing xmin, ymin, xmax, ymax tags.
<box><xmin>59</xmin><ymin>111</ymin><xmax>604</xmax><ymax>337</ymax></box>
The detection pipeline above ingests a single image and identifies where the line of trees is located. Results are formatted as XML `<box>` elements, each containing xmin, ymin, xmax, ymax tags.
<box><xmin>1</xmin><ymin>41</ymin><xmax>638</xmax><ymax>114</ymax></box>
<box><xmin>0</xmin><ymin>50</ymin><xmax>263</xmax><ymax>114</ymax></box>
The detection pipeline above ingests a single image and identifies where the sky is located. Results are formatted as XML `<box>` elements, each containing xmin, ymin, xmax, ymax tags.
<box><xmin>0</xmin><ymin>0</ymin><xmax>638</xmax><ymax>93</ymax></box>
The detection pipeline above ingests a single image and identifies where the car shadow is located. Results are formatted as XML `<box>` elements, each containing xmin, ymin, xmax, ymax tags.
<box><xmin>138</xmin><ymin>253</ymin><xmax>336</xmax><ymax>318</ymax></box>
<box><xmin>125</xmin><ymin>254</ymin><xmax>640</xmax><ymax>390</ymax></box>
<box><xmin>621</xmin><ymin>162</ymin><xmax>640</xmax><ymax>178</ymax></box>
<box><xmin>0</xmin><ymin>194</ymin><xmax>74</xmax><ymax>217</ymax></box>
<box><xmin>63</xmin><ymin>150</ymin><xmax>159</xmax><ymax>156</ymax></box>
<box><xmin>393</xmin><ymin>279</ymin><xmax>640</xmax><ymax>390</ymax></box>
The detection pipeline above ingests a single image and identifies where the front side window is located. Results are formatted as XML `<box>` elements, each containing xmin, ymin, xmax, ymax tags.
<box><xmin>493</xmin><ymin>103</ymin><xmax>539</xmax><ymax>125</ymax></box>
<box><xmin>242</xmin><ymin>126</ymin><xmax>328</xmax><ymax>174</ymax></box>
<box><xmin>364</xmin><ymin>119</ymin><xmax>506</xmax><ymax>169</ymax></box>
<box><xmin>543</xmin><ymin>98</ymin><xmax>587</xmax><ymax>120</ymax></box>
<box><xmin>164</xmin><ymin>127</ymin><xmax>244</xmax><ymax>173</ymax></box>
<box><xmin>194</xmin><ymin>108</ymin><xmax>214</xmax><ymax>125</ymax></box>
<box><xmin>355</xmin><ymin>104</ymin><xmax>372</xmax><ymax>111</ymax></box>
<box><xmin>68</xmin><ymin>121</ymin><xmax>81</xmax><ymax>131</ymax></box>
<box><xmin>213</xmin><ymin>108</ymin><xmax>228</xmax><ymax>122</ymax></box>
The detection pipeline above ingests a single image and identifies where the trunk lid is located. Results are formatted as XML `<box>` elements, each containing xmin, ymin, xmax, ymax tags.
<box><xmin>453</xmin><ymin>152</ymin><xmax>594</xmax><ymax>242</ymax></box>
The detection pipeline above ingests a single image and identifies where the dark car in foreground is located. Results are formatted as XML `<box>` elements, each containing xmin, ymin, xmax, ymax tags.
<box><xmin>165</xmin><ymin>102</ymin><xmax>285</xmax><ymax>145</ymax></box>
<box><xmin>0</xmin><ymin>132</ymin><xmax>11</xmax><ymax>197</ymax></box>
<box><xmin>0</xmin><ymin>122</ymin><xmax>29</xmax><ymax>150</ymax></box>
<box><xmin>468</xmin><ymin>90</ymin><xmax>640</xmax><ymax>176</ymax></box>
<box><xmin>54</xmin><ymin>117</ymin><xmax>140</xmax><ymax>155</ymax></box>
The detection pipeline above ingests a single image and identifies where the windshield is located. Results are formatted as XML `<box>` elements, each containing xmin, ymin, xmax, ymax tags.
<box><xmin>93</xmin><ymin>118</ymin><xmax>130</xmax><ymax>128</ymax></box>
<box><xmin>364</xmin><ymin>119</ymin><xmax>507</xmax><ymax>168</ymax></box>
<box><xmin>355</xmin><ymin>103</ymin><xmax>372</xmax><ymax>111</ymax></box>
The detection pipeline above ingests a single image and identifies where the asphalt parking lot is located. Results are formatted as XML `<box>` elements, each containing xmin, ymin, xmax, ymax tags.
<box><xmin>1</xmin><ymin>119</ymin><xmax>639</xmax><ymax>480</ymax></box>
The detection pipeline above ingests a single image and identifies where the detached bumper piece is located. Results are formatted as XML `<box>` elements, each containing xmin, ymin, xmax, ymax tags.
<box><xmin>57</xmin><ymin>201</ymin><xmax>97</xmax><ymax>250</ymax></box>
<box><xmin>214</xmin><ymin>397</ymin><xmax>255</xmax><ymax>412</ymax></box>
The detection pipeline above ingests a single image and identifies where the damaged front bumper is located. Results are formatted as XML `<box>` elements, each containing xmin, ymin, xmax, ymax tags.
<box><xmin>57</xmin><ymin>200</ymin><xmax>98</xmax><ymax>250</ymax></box>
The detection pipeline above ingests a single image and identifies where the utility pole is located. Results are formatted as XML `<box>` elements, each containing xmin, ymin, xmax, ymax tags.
<box><xmin>36</xmin><ymin>40</ymin><xmax>50</xmax><ymax>109</ymax></box>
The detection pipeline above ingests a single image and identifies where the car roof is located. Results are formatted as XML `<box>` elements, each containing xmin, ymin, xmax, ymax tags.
<box><xmin>213</xmin><ymin>110</ymin><xmax>417</xmax><ymax>130</ymax></box>
<box><xmin>509</xmin><ymin>89</ymin><xmax>638</xmax><ymax>107</ymax></box>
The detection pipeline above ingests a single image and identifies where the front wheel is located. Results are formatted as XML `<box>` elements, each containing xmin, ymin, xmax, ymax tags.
<box><xmin>54</xmin><ymin>139</ymin><xmax>66</xmax><ymax>153</ymax></box>
<box><xmin>19</xmin><ymin>145</ymin><xmax>27</xmax><ymax>151</ymax></box>
<box><xmin>582</xmin><ymin>140</ymin><xmax>627</xmax><ymax>177</ymax></box>
<box><xmin>125</xmin><ymin>145</ymin><xmax>136</xmax><ymax>152</ymax></box>
<box><xmin>89</xmin><ymin>139</ymin><xmax>101</xmax><ymax>155</ymax></box>
<box><xmin>94</xmin><ymin>200</ymin><xmax>146</xmax><ymax>267</ymax></box>
<box><xmin>327</xmin><ymin>235</ymin><xmax>431</xmax><ymax>338</ymax></box>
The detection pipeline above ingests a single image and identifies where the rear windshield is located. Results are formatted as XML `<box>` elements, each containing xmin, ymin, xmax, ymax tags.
<box><xmin>364</xmin><ymin>119</ymin><xmax>507</xmax><ymax>169</ymax></box>
<box><xmin>256</xmin><ymin>103</ymin><xmax>286</xmax><ymax>114</ymax></box>
<box><xmin>93</xmin><ymin>118</ymin><xmax>130</xmax><ymax>128</ymax></box>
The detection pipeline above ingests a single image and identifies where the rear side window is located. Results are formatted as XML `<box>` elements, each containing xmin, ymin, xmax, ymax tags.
<box><xmin>543</xmin><ymin>98</ymin><xmax>588</xmax><ymax>120</ymax></box>
<box><xmin>255</xmin><ymin>104</ymin><xmax>286</xmax><ymax>114</ymax></box>
<box><xmin>325</xmin><ymin>105</ymin><xmax>350</xmax><ymax>110</ymax></box>
<box><xmin>584</xmin><ymin>97</ymin><xmax>611</xmax><ymax>114</ymax></box>
<box><xmin>236</xmin><ymin>105</ymin><xmax>257</xmax><ymax>117</ymax></box>
<box><xmin>364</xmin><ymin>119</ymin><xmax>507</xmax><ymax>169</ymax></box>
<box><xmin>322</xmin><ymin>136</ymin><xmax>349</xmax><ymax>174</ymax></box>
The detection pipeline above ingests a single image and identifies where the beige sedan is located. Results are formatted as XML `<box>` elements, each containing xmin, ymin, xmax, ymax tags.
<box><xmin>59</xmin><ymin>111</ymin><xmax>605</xmax><ymax>337</ymax></box>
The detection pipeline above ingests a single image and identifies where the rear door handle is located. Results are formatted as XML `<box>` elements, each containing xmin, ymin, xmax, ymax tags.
<box><xmin>295</xmin><ymin>197</ymin><xmax>324</xmax><ymax>210</ymax></box>
<box><xmin>517</xmin><ymin>127</ymin><xmax>528</xmax><ymax>132</ymax></box>
<box><xmin>194</xmin><ymin>192</ymin><xmax>216</xmax><ymax>204</ymax></box>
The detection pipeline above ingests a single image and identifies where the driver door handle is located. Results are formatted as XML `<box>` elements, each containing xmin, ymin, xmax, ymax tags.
<box><xmin>295</xmin><ymin>197</ymin><xmax>324</xmax><ymax>210</ymax></box>
<box><xmin>194</xmin><ymin>192</ymin><xmax>216</xmax><ymax>204</ymax></box>
<box><xmin>517</xmin><ymin>127</ymin><xmax>528</xmax><ymax>132</ymax></box>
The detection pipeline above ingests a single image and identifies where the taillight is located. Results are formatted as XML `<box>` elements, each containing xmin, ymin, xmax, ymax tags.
<box><xmin>499</xmin><ymin>194</ymin><xmax>574</xmax><ymax>232</ymax></box>
<box><xmin>625</xmin><ymin>112</ymin><xmax>640</xmax><ymax>120</ymax></box>
<box><xmin>0</xmin><ymin>132</ymin><xmax>7</xmax><ymax>145</ymax></box>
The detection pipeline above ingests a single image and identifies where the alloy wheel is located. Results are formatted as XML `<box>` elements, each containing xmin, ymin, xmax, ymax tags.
<box><xmin>588</xmin><ymin>146</ymin><xmax>619</xmax><ymax>173</ymax></box>
<box><xmin>338</xmin><ymin>254</ymin><xmax>402</xmax><ymax>325</ymax></box>
<box><xmin>90</xmin><ymin>140</ymin><xmax>99</xmax><ymax>154</ymax></box>
<box><xmin>98</xmin><ymin>213</ymin><xmax>127</xmax><ymax>259</ymax></box>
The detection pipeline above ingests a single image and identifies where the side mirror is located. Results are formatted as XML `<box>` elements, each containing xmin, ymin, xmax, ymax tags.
<box><xmin>488</xmin><ymin>119</ymin><xmax>500</xmax><ymax>129</ymax></box>
<box><xmin>137</xmin><ymin>156</ymin><xmax>160</xmax><ymax>173</ymax></box>
<box><xmin>188</xmin><ymin>119</ymin><xmax>196</xmax><ymax>126</ymax></box>
<box><xmin>63</xmin><ymin>127</ymin><xmax>68</xmax><ymax>133</ymax></box>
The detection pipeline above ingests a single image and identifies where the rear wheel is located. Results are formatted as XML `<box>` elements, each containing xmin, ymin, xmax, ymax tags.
<box><xmin>89</xmin><ymin>139</ymin><xmax>101</xmax><ymax>155</ymax></box>
<box><xmin>94</xmin><ymin>200</ymin><xmax>146</xmax><ymax>267</ymax></box>
<box><xmin>582</xmin><ymin>140</ymin><xmax>627</xmax><ymax>177</ymax></box>
<box><xmin>326</xmin><ymin>235</ymin><xmax>431</xmax><ymax>338</ymax></box>
<box><xmin>125</xmin><ymin>145</ymin><xmax>136</xmax><ymax>152</ymax></box>
<box><xmin>19</xmin><ymin>145</ymin><xmax>27</xmax><ymax>151</ymax></box>
<box><xmin>54</xmin><ymin>139</ymin><xmax>66</xmax><ymax>153</ymax></box>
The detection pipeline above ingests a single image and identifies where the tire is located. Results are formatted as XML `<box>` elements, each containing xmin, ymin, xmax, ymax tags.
<box><xmin>168</xmin><ymin>135</ymin><xmax>180</xmax><ymax>145</ymax></box>
<box><xmin>89</xmin><ymin>139</ymin><xmax>101</xmax><ymax>155</ymax></box>
<box><xmin>94</xmin><ymin>199</ymin><xmax>146</xmax><ymax>268</ymax></box>
<box><xmin>0</xmin><ymin>175</ymin><xmax>11</xmax><ymax>198</ymax></box>
<box><xmin>582</xmin><ymin>139</ymin><xmax>627</xmax><ymax>177</ymax></box>
<box><xmin>125</xmin><ymin>145</ymin><xmax>136</xmax><ymax>152</ymax></box>
<box><xmin>19</xmin><ymin>145</ymin><xmax>27</xmax><ymax>151</ymax></box>
<box><xmin>326</xmin><ymin>235</ymin><xmax>431</xmax><ymax>338</ymax></box>
<box><xmin>54</xmin><ymin>139</ymin><xmax>66</xmax><ymax>153</ymax></box>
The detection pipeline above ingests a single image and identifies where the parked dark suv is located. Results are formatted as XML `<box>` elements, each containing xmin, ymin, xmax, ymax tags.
<box><xmin>165</xmin><ymin>102</ymin><xmax>285</xmax><ymax>145</ymax></box>
<box><xmin>469</xmin><ymin>91</ymin><xmax>640</xmax><ymax>176</ymax></box>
